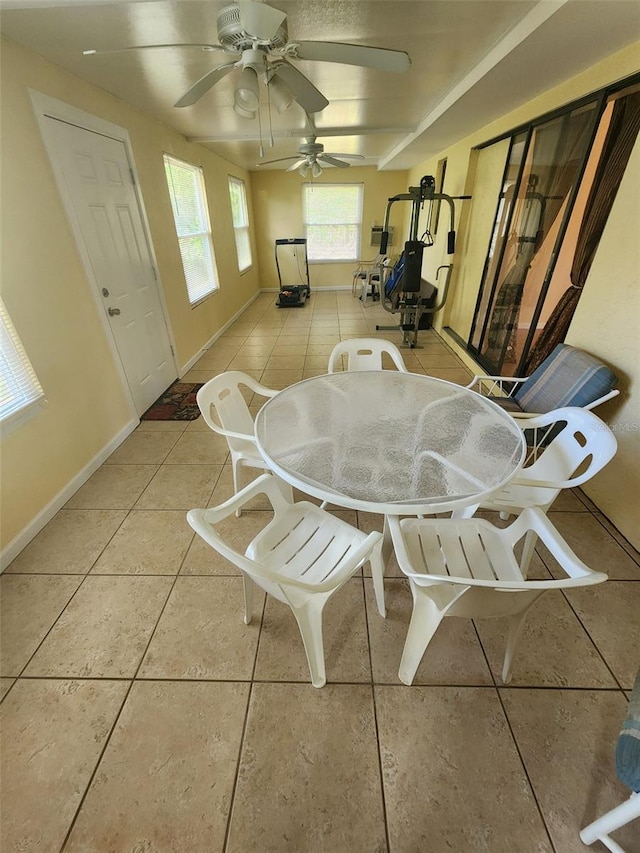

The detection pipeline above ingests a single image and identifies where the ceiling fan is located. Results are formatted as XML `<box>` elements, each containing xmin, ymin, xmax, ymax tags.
<box><xmin>84</xmin><ymin>0</ymin><xmax>411</xmax><ymax>118</ymax></box>
<box><xmin>257</xmin><ymin>135</ymin><xmax>365</xmax><ymax>176</ymax></box>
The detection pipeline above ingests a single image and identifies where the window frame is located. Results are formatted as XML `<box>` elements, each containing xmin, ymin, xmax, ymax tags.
<box><xmin>302</xmin><ymin>183</ymin><xmax>364</xmax><ymax>263</ymax></box>
<box><xmin>228</xmin><ymin>175</ymin><xmax>253</xmax><ymax>273</ymax></box>
<box><xmin>0</xmin><ymin>298</ymin><xmax>45</xmax><ymax>429</ymax></box>
<box><xmin>163</xmin><ymin>154</ymin><xmax>219</xmax><ymax>306</ymax></box>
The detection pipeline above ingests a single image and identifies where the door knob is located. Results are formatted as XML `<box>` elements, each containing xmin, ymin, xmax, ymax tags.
<box><xmin>108</xmin><ymin>307</ymin><xmax>121</xmax><ymax>316</ymax></box>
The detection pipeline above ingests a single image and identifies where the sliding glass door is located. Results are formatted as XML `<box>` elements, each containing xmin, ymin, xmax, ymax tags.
<box><xmin>469</xmin><ymin>101</ymin><xmax>600</xmax><ymax>375</ymax></box>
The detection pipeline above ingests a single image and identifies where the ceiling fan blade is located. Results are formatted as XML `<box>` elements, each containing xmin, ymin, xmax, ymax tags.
<box><xmin>289</xmin><ymin>41</ymin><xmax>411</xmax><ymax>73</ymax></box>
<box><xmin>270</xmin><ymin>62</ymin><xmax>329</xmax><ymax>114</ymax></box>
<box><xmin>286</xmin><ymin>159</ymin><xmax>307</xmax><ymax>172</ymax></box>
<box><xmin>324</xmin><ymin>152</ymin><xmax>365</xmax><ymax>160</ymax></box>
<box><xmin>256</xmin><ymin>156</ymin><xmax>300</xmax><ymax>165</ymax></box>
<box><xmin>237</xmin><ymin>0</ymin><xmax>287</xmax><ymax>40</ymax></box>
<box><xmin>319</xmin><ymin>154</ymin><xmax>350</xmax><ymax>168</ymax></box>
<box><xmin>83</xmin><ymin>44</ymin><xmax>226</xmax><ymax>57</ymax></box>
<box><xmin>174</xmin><ymin>61</ymin><xmax>237</xmax><ymax>108</ymax></box>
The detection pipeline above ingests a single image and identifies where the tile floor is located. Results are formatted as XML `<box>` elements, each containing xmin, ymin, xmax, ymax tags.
<box><xmin>2</xmin><ymin>290</ymin><xmax>639</xmax><ymax>852</ymax></box>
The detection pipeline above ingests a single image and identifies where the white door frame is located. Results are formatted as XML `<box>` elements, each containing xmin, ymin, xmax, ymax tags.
<box><xmin>29</xmin><ymin>89</ymin><xmax>178</xmax><ymax>418</ymax></box>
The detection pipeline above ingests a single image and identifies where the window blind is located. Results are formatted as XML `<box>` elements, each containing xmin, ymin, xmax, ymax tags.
<box><xmin>164</xmin><ymin>155</ymin><xmax>219</xmax><ymax>304</ymax></box>
<box><xmin>0</xmin><ymin>298</ymin><xmax>45</xmax><ymax>424</ymax></box>
<box><xmin>302</xmin><ymin>183</ymin><xmax>363</xmax><ymax>261</ymax></box>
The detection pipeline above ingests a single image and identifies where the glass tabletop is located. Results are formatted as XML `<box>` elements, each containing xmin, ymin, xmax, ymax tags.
<box><xmin>254</xmin><ymin>371</ymin><xmax>526</xmax><ymax>515</ymax></box>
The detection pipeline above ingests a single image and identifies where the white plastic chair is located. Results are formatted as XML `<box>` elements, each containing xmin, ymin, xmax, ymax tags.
<box><xmin>352</xmin><ymin>253</ymin><xmax>387</xmax><ymax>302</ymax></box>
<box><xmin>197</xmin><ymin>371</ymin><xmax>291</xmax><ymax>514</ymax></box>
<box><xmin>327</xmin><ymin>338</ymin><xmax>408</xmax><ymax>373</ymax></box>
<box><xmin>388</xmin><ymin>507</ymin><xmax>607</xmax><ymax>686</ymax></box>
<box><xmin>187</xmin><ymin>473</ymin><xmax>386</xmax><ymax>688</ymax></box>
<box><xmin>454</xmin><ymin>407</ymin><xmax>618</xmax><ymax>572</ymax></box>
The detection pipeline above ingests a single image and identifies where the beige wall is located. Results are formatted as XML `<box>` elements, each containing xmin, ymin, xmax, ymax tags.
<box><xmin>405</xmin><ymin>41</ymin><xmax>640</xmax><ymax>546</ymax></box>
<box><xmin>567</xmin><ymin>134</ymin><xmax>640</xmax><ymax>538</ymax></box>
<box><xmin>0</xmin><ymin>37</ymin><xmax>261</xmax><ymax>557</ymax></box>
<box><xmin>251</xmin><ymin>167</ymin><xmax>408</xmax><ymax>290</ymax></box>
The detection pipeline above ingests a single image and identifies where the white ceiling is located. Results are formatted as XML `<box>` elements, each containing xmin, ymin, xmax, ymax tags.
<box><xmin>1</xmin><ymin>0</ymin><xmax>639</xmax><ymax>171</ymax></box>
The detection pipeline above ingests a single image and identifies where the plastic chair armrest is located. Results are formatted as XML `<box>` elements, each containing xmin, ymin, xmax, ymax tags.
<box><xmin>238</xmin><ymin>376</ymin><xmax>280</xmax><ymax>399</ymax></box>
<box><xmin>466</xmin><ymin>375</ymin><xmax>527</xmax><ymax>398</ymax></box>
<box><xmin>193</xmin><ymin>473</ymin><xmax>288</xmax><ymax>524</ymax></box>
<box><xmin>205</xmin><ymin>421</ymin><xmax>259</xmax><ymax>444</ymax></box>
<box><xmin>583</xmin><ymin>388</ymin><xmax>620</xmax><ymax>410</ymax></box>
<box><xmin>506</xmin><ymin>508</ymin><xmax>607</xmax><ymax>581</ymax></box>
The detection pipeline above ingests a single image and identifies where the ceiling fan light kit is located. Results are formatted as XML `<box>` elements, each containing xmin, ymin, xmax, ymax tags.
<box><xmin>267</xmin><ymin>70</ymin><xmax>295</xmax><ymax>113</ymax></box>
<box><xmin>233</xmin><ymin>66</ymin><xmax>260</xmax><ymax>115</ymax></box>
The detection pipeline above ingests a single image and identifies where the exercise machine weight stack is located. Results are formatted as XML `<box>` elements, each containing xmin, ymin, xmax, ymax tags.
<box><xmin>275</xmin><ymin>238</ymin><xmax>311</xmax><ymax>308</ymax></box>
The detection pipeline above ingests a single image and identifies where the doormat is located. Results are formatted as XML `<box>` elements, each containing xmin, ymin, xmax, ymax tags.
<box><xmin>141</xmin><ymin>381</ymin><xmax>204</xmax><ymax>421</ymax></box>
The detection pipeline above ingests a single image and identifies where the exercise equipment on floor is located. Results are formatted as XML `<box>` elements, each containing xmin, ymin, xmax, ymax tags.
<box><xmin>275</xmin><ymin>238</ymin><xmax>310</xmax><ymax>308</ymax></box>
<box><xmin>375</xmin><ymin>176</ymin><xmax>468</xmax><ymax>348</ymax></box>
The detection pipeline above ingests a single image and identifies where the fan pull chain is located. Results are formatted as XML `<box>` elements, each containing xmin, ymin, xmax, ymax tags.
<box><xmin>257</xmin><ymin>106</ymin><xmax>264</xmax><ymax>159</ymax></box>
<box><xmin>266</xmin><ymin>78</ymin><xmax>275</xmax><ymax>148</ymax></box>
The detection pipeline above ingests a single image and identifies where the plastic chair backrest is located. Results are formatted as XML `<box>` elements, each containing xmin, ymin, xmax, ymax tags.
<box><xmin>514</xmin><ymin>344</ymin><xmax>618</xmax><ymax>414</ymax></box>
<box><xmin>328</xmin><ymin>338</ymin><xmax>408</xmax><ymax>373</ymax></box>
<box><xmin>196</xmin><ymin>371</ymin><xmax>258</xmax><ymax>452</ymax></box>
<box><xmin>518</xmin><ymin>406</ymin><xmax>618</xmax><ymax>489</ymax></box>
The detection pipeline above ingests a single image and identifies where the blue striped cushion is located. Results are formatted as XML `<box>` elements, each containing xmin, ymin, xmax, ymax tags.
<box><xmin>616</xmin><ymin>668</ymin><xmax>640</xmax><ymax>792</ymax></box>
<box><xmin>514</xmin><ymin>344</ymin><xmax>617</xmax><ymax>413</ymax></box>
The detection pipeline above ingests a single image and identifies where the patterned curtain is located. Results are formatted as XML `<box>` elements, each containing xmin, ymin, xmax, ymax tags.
<box><xmin>524</xmin><ymin>91</ymin><xmax>640</xmax><ymax>373</ymax></box>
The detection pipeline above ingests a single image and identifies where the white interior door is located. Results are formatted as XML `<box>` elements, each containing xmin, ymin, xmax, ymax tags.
<box><xmin>45</xmin><ymin>117</ymin><xmax>176</xmax><ymax>414</ymax></box>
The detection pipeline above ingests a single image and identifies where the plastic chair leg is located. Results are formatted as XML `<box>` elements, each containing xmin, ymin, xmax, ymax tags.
<box><xmin>398</xmin><ymin>592</ymin><xmax>447</xmax><ymax>685</ymax></box>
<box><xmin>501</xmin><ymin>595</ymin><xmax>544</xmax><ymax>682</ymax></box>
<box><xmin>292</xmin><ymin>602</ymin><xmax>327</xmax><ymax>688</ymax></box>
<box><xmin>274</xmin><ymin>476</ymin><xmax>294</xmax><ymax>505</ymax></box>
<box><xmin>242</xmin><ymin>574</ymin><xmax>254</xmax><ymax>625</ymax></box>
<box><xmin>520</xmin><ymin>529</ymin><xmax>538</xmax><ymax>579</ymax></box>
<box><xmin>381</xmin><ymin>516</ymin><xmax>394</xmax><ymax>571</ymax></box>
<box><xmin>231</xmin><ymin>459</ymin><xmax>242</xmax><ymax>518</ymax></box>
<box><xmin>580</xmin><ymin>792</ymin><xmax>640</xmax><ymax>852</ymax></box>
<box><xmin>501</xmin><ymin>610</ymin><xmax>529</xmax><ymax>683</ymax></box>
<box><xmin>369</xmin><ymin>542</ymin><xmax>386</xmax><ymax>618</ymax></box>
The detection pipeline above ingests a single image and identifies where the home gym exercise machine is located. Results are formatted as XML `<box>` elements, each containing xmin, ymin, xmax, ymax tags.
<box><xmin>275</xmin><ymin>238</ymin><xmax>310</xmax><ymax>308</ymax></box>
<box><xmin>376</xmin><ymin>175</ymin><xmax>465</xmax><ymax>347</ymax></box>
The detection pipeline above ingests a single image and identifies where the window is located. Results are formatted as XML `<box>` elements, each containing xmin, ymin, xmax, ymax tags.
<box><xmin>302</xmin><ymin>183</ymin><xmax>363</xmax><ymax>261</ymax></box>
<box><xmin>228</xmin><ymin>176</ymin><xmax>252</xmax><ymax>272</ymax></box>
<box><xmin>164</xmin><ymin>155</ymin><xmax>219</xmax><ymax>305</ymax></box>
<box><xmin>0</xmin><ymin>298</ymin><xmax>44</xmax><ymax>425</ymax></box>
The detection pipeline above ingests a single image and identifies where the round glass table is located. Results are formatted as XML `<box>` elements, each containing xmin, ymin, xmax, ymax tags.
<box><xmin>254</xmin><ymin>371</ymin><xmax>526</xmax><ymax>516</ymax></box>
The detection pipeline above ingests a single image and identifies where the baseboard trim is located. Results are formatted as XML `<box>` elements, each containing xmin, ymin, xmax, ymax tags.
<box><xmin>260</xmin><ymin>286</ymin><xmax>352</xmax><ymax>293</ymax></box>
<box><xmin>179</xmin><ymin>291</ymin><xmax>261</xmax><ymax>374</ymax></box>
<box><xmin>0</xmin><ymin>418</ymin><xmax>139</xmax><ymax>571</ymax></box>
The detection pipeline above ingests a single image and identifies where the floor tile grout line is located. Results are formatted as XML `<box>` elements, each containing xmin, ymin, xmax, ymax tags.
<box><xmin>9</xmin><ymin>568</ymin><xmax>98</xmax><ymax>681</ymax></box>
<box><xmin>127</xmin><ymin>536</ymin><xmax>197</xmax><ymax>682</ymax></box>
<box><xmin>58</xmin><ymin>676</ymin><xmax>137</xmax><ymax>853</ymax></box>
<box><xmin>222</xmin><ymin>681</ymin><xmax>256</xmax><ymax>853</ymax></box>
<box><xmin>248</xmin><ymin>581</ymin><xmax>268</xmax><ymax>683</ymax></box>
<box><xmin>560</xmin><ymin>587</ymin><xmax>630</xmax><ymax>692</ymax></box>
<box><xmin>532</xmin><ymin>509</ymin><xmax>637</xmax><ymax>689</ymax></box>
<box><xmin>361</xmin><ymin>573</ymin><xmax>392</xmax><ymax>852</ymax></box>
<box><xmin>3</xmin><ymin>673</ymin><xmax>635</xmax><ymax>690</ymax></box>
<box><xmin>494</xmin><ymin>685</ymin><xmax>559</xmax><ymax>853</ymax></box>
